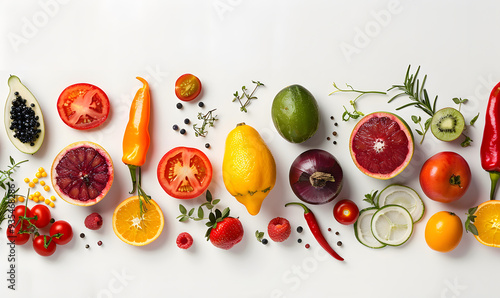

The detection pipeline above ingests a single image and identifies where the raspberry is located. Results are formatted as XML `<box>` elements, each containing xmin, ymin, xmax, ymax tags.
<box><xmin>268</xmin><ymin>217</ymin><xmax>291</xmax><ymax>242</ymax></box>
<box><xmin>84</xmin><ymin>212</ymin><xmax>103</xmax><ymax>230</ymax></box>
<box><xmin>176</xmin><ymin>232</ymin><xmax>193</xmax><ymax>249</ymax></box>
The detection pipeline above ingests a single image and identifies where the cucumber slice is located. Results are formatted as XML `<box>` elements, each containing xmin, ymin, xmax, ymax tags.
<box><xmin>354</xmin><ymin>207</ymin><xmax>386</xmax><ymax>249</ymax></box>
<box><xmin>371</xmin><ymin>205</ymin><xmax>413</xmax><ymax>246</ymax></box>
<box><xmin>377</xmin><ymin>184</ymin><xmax>425</xmax><ymax>223</ymax></box>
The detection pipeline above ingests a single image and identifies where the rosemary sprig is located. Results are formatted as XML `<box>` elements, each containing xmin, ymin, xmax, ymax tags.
<box><xmin>387</xmin><ymin>65</ymin><xmax>437</xmax><ymax>116</ymax></box>
<box><xmin>329</xmin><ymin>82</ymin><xmax>386</xmax><ymax>121</ymax></box>
<box><xmin>193</xmin><ymin>109</ymin><xmax>218</xmax><ymax>137</ymax></box>
<box><xmin>232</xmin><ymin>81</ymin><xmax>264</xmax><ymax>112</ymax></box>
<box><xmin>0</xmin><ymin>157</ymin><xmax>28</xmax><ymax>228</ymax></box>
<box><xmin>387</xmin><ymin>65</ymin><xmax>438</xmax><ymax>144</ymax></box>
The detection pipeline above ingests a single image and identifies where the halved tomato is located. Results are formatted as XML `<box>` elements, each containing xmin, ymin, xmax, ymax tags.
<box><xmin>157</xmin><ymin>147</ymin><xmax>212</xmax><ymax>199</ymax></box>
<box><xmin>57</xmin><ymin>83</ymin><xmax>110</xmax><ymax>130</ymax></box>
<box><xmin>175</xmin><ymin>74</ymin><xmax>202</xmax><ymax>101</ymax></box>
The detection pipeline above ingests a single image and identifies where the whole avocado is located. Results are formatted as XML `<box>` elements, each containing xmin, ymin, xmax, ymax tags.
<box><xmin>271</xmin><ymin>84</ymin><xmax>319</xmax><ymax>143</ymax></box>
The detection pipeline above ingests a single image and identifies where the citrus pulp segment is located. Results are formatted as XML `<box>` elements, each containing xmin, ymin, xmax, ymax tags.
<box><xmin>51</xmin><ymin>141</ymin><xmax>114</xmax><ymax>206</ymax></box>
<box><xmin>112</xmin><ymin>196</ymin><xmax>164</xmax><ymax>246</ymax></box>
<box><xmin>473</xmin><ymin>200</ymin><xmax>500</xmax><ymax>247</ymax></box>
<box><xmin>349</xmin><ymin>112</ymin><xmax>414</xmax><ymax>180</ymax></box>
<box><xmin>377</xmin><ymin>184</ymin><xmax>425</xmax><ymax>223</ymax></box>
<box><xmin>371</xmin><ymin>205</ymin><xmax>413</xmax><ymax>246</ymax></box>
<box><xmin>354</xmin><ymin>207</ymin><xmax>386</xmax><ymax>249</ymax></box>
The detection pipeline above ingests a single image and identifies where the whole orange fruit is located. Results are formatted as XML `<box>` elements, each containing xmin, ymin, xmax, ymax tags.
<box><xmin>425</xmin><ymin>211</ymin><xmax>463</xmax><ymax>252</ymax></box>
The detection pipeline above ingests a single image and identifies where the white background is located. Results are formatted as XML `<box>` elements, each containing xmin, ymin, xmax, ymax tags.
<box><xmin>1</xmin><ymin>0</ymin><xmax>500</xmax><ymax>297</ymax></box>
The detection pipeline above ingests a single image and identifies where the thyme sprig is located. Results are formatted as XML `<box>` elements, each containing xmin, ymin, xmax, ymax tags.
<box><xmin>233</xmin><ymin>81</ymin><xmax>264</xmax><ymax>112</ymax></box>
<box><xmin>329</xmin><ymin>82</ymin><xmax>386</xmax><ymax>121</ymax></box>
<box><xmin>193</xmin><ymin>109</ymin><xmax>218</xmax><ymax>137</ymax></box>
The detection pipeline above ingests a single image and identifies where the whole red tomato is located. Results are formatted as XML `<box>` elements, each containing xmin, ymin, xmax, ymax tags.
<box><xmin>33</xmin><ymin>235</ymin><xmax>57</xmax><ymax>257</ymax></box>
<box><xmin>50</xmin><ymin>220</ymin><xmax>73</xmax><ymax>245</ymax></box>
<box><xmin>333</xmin><ymin>199</ymin><xmax>359</xmax><ymax>225</ymax></box>
<box><xmin>419</xmin><ymin>151</ymin><xmax>471</xmax><ymax>203</ymax></box>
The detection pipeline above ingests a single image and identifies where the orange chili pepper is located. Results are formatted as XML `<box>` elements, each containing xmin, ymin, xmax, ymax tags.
<box><xmin>123</xmin><ymin>77</ymin><xmax>150</xmax><ymax>166</ymax></box>
<box><xmin>122</xmin><ymin>77</ymin><xmax>151</xmax><ymax>214</ymax></box>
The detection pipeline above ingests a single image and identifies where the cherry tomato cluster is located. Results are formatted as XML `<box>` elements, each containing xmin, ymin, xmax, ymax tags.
<box><xmin>7</xmin><ymin>204</ymin><xmax>73</xmax><ymax>256</ymax></box>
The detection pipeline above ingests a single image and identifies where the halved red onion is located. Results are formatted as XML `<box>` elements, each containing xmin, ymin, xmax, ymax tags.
<box><xmin>289</xmin><ymin>149</ymin><xmax>343</xmax><ymax>205</ymax></box>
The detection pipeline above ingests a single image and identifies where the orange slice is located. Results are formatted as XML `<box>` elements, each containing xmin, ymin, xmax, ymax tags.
<box><xmin>112</xmin><ymin>196</ymin><xmax>164</xmax><ymax>246</ymax></box>
<box><xmin>473</xmin><ymin>200</ymin><xmax>500</xmax><ymax>247</ymax></box>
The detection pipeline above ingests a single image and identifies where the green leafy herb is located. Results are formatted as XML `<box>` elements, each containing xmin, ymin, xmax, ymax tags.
<box><xmin>329</xmin><ymin>82</ymin><xmax>386</xmax><ymax>121</ymax></box>
<box><xmin>232</xmin><ymin>81</ymin><xmax>264</xmax><ymax>112</ymax></box>
<box><xmin>177</xmin><ymin>190</ymin><xmax>231</xmax><ymax>240</ymax></box>
<box><xmin>193</xmin><ymin>108</ymin><xmax>218</xmax><ymax>137</ymax></box>
<box><xmin>363</xmin><ymin>190</ymin><xmax>379</xmax><ymax>208</ymax></box>
<box><xmin>0</xmin><ymin>157</ymin><xmax>28</xmax><ymax>228</ymax></box>
<box><xmin>255</xmin><ymin>230</ymin><xmax>265</xmax><ymax>243</ymax></box>
<box><xmin>465</xmin><ymin>206</ymin><xmax>478</xmax><ymax>235</ymax></box>
<box><xmin>387</xmin><ymin>65</ymin><xmax>438</xmax><ymax>144</ymax></box>
<box><xmin>461</xmin><ymin>134</ymin><xmax>472</xmax><ymax>147</ymax></box>
<box><xmin>470</xmin><ymin>113</ymin><xmax>479</xmax><ymax>126</ymax></box>
<box><xmin>452</xmin><ymin>97</ymin><xmax>468</xmax><ymax>111</ymax></box>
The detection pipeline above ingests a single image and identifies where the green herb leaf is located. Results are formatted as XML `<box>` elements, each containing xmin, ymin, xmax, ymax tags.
<box><xmin>188</xmin><ymin>208</ymin><xmax>195</xmax><ymax>217</ymax></box>
<box><xmin>255</xmin><ymin>230</ymin><xmax>265</xmax><ymax>242</ymax></box>
<box><xmin>465</xmin><ymin>206</ymin><xmax>478</xmax><ymax>235</ymax></box>
<box><xmin>221</xmin><ymin>207</ymin><xmax>230</xmax><ymax>219</ymax></box>
<box><xmin>197</xmin><ymin>206</ymin><xmax>204</xmax><ymax>219</ymax></box>
<box><xmin>461</xmin><ymin>135</ymin><xmax>472</xmax><ymax>147</ymax></box>
<box><xmin>363</xmin><ymin>190</ymin><xmax>379</xmax><ymax>208</ymax></box>
<box><xmin>470</xmin><ymin>113</ymin><xmax>479</xmax><ymax>126</ymax></box>
<box><xmin>411</xmin><ymin>115</ymin><xmax>421</xmax><ymax>124</ymax></box>
<box><xmin>212</xmin><ymin>199</ymin><xmax>220</xmax><ymax>206</ymax></box>
<box><xmin>206</xmin><ymin>190</ymin><xmax>212</xmax><ymax>202</ymax></box>
<box><xmin>179</xmin><ymin>204</ymin><xmax>187</xmax><ymax>215</ymax></box>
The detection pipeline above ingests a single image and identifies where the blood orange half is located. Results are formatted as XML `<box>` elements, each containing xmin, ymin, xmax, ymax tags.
<box><xmin>51</xmin><ymin>141</ymin><xmax>114</xmax><ymax>206</ymax></box>
<box><xmin>349</xmin><ymin>112</ymin><xmax>414</xmax><ymax>180</ymax></box>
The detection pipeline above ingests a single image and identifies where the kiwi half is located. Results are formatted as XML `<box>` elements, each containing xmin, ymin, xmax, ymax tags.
<box><xmin>430</xmin><ymin>107</ymin><xmax>465</xmax><ymax>141</ymax></box>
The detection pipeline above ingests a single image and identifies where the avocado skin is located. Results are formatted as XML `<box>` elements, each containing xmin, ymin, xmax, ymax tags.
<box><xmin>271</xmin><ymin>84</ymin><xmax>319</xmax><ymax>143</ymax></box>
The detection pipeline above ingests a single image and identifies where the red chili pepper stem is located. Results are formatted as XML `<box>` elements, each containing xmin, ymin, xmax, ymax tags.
<box><xmin>489</xmin><ymin>172</ymin><xmax>500</xmax><ymax>200</ymax></box>
<box><xmin>285</xmin><ymin>202</ymin><xmax>344</xmax><ymax>261</ymax></box>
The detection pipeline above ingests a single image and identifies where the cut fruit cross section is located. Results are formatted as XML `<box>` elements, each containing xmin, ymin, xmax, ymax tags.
<box><xmin>377</xmin><ymin>184</ymin><xmax>425</xmax><ymax>223</ymax></box>
<box><xmin>112</xmin><ymin>196</ymin><xmax>164</xmax><ymax>246</ymax></box>
<box><xmin>371</xmin><ymin>205</ymin><xmax>413</xmax><ymax>246</ymax></box>
<box><xmin>354</xmin><ymin>207</ymin><xmax>386</xmax><ymax>249</ymax></box>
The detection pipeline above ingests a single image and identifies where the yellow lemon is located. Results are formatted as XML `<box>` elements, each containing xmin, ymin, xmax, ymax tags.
<box><xmin>223</xmin><ymin>123</ymin><xmax>276</xmax><ymax>215</ymax></box>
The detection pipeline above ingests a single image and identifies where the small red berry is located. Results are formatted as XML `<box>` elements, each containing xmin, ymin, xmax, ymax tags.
<box><xmin>176</xmin><ymin>232</ymin><xmax>193</xmax><ymax>249</ymax></box>
<box><xmin>305</xmin><ymin>244</ymin><xmax>310</xmax><ymax>249</ymax></box>
<box><xmin>84</xmin><ymin>212</ymin><xmax>103</xmax><ymax>230</ymax></box>
<box><xmin>268</xmin><ymin>217</ymin><xmax>291</xmax><ymax>242</ymax></box>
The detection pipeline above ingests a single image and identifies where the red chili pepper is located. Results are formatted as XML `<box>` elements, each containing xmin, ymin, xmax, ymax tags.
<box><xmin>481</xmin><ymin>81</ymin><xmax>500</xmax><ymax>200</ymax></box>
<box><xmin>285</xmin><ymin>202</ymin><xmax>344</xmax><ymax>261</ymax></box>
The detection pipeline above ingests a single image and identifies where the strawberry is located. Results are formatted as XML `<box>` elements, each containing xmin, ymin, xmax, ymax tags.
<box><xmin>177</xmin><ymin>191</ymin><xmax>244</xmax><ymax>250</ymax></box>
<box><xmin>209</xmin><ymin>217</ymin><xmax>244</xmax><ymax>250</ymax></box>
<box><xmin>268</xmin><ymin>217</ymin><xmax>291</xmax><ymax>242</ymax></box>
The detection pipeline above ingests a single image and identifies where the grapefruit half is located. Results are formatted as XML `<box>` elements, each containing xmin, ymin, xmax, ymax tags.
<box><xmin>349</xmin><ymin>112</ymin><xmax>414</xmax><ymax>180</ymax></box>
<box><xmin>51</xmin><ymin>141</ymin><xmax>114</xmax><ymax>206</ymax></box>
